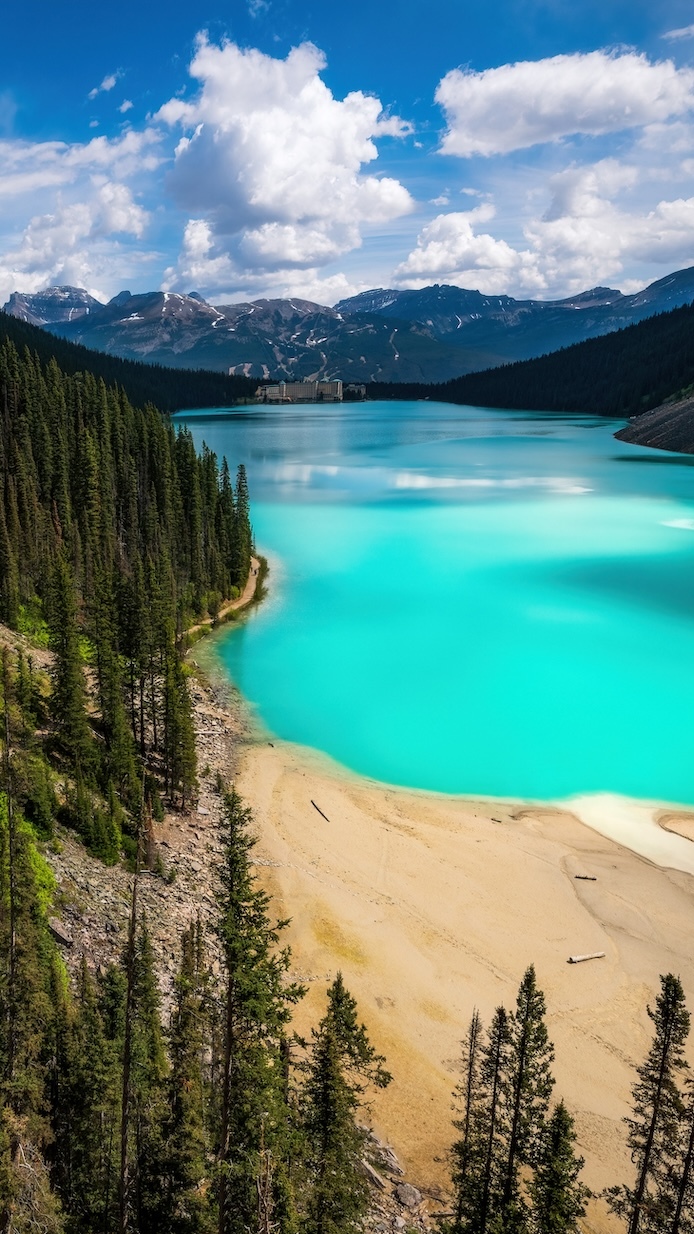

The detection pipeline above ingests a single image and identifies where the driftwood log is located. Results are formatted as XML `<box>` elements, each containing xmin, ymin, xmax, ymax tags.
<box><xmin>568</xmin><ymin>951</ymin><xmax>606</xmax><ymax>964</ymax></box>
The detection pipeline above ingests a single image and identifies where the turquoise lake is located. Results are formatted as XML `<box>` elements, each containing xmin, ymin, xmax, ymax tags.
<box><xmin>176</xmin><ymin>401</ymin><xmax>694</xmax><ymax>803</ymax></box>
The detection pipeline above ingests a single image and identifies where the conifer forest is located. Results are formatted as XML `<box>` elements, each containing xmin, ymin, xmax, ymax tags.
<box><xmin>1</xmin><ymin>336</ymin><xmax>694</xmax><ymax>1234</ymax></box>
<box><xmin>369</xmin><ymin>301</ymin><xmax>694</xmax><ymax>420</ymax></box>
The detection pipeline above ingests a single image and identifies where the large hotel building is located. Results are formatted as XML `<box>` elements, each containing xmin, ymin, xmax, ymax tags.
<box><xmin>254</xmin><ymin>379</ymin><xmax>343</xmax><ymax>403</ymax></box>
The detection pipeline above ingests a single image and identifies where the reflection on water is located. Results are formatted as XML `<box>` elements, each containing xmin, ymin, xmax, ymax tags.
<box><xmin>175</xmin><ymin>401</ymin><xmax>694</xmax><ymax>803</ymax></box>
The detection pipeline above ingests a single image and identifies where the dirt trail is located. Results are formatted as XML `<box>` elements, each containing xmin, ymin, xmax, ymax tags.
<box><xmin>185</xmin><ymin>556</ymin><xmax>260</xmax><ymax>638</ymax></box>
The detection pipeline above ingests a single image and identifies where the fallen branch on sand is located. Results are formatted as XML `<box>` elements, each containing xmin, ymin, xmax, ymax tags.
<box><xmin>311</xmin><ymin>800</ymin><xmax>330</xmax><ymax>822</ymax></box>
<box><xmin>568</xmin><ymin>951</ymin><xmax>606</xmax><ymax>964</ymax></box>
<box><xmin>574</xmin><ymin>875</ymin><xmax>597</xmax><ymax>881</ymax></box>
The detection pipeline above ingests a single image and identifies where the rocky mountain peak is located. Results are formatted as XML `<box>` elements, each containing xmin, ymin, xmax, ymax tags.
<box><xmin>3</xmin><ymin>285</ymin><xmax>105</xmax><ymax>327</ymax></box>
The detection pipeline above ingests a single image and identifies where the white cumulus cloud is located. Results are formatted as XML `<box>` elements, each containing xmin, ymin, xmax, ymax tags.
<box><xmin>436</xmin><ymin>51</ymin><xmax>694</xmax><ymax>157</ymax></box>
<box><xmin>0</xmin><ymin>182</ymin><xmax>149</xmax><ymax>304</ymax></box>
<box><xmin>157</xmin><ymin>36</ymin><xmax>413</xmax><ymax>292</ymax></box>
<box><xmin>394</xmin><ymin>204</ymin><xmax>543</xmax><ymax>294</ymax></box>
<box><xmin>0</xmin><ymin>128</ymin><xmax>161</xmax><ymax>199</ymax></box>
<box><xmin>527</xmin><ymin>162</ymin><xmax>694</xmax><ymax>287</ymax></box>
<box><xmin>395</xmin><ymin>158</ymin><xmax>694</xmax><ymax>297</ymax></box>
<box><xmin>0</xmin><ymin>130</ymin><xmax>161</xmax><ymax>304</ymax></box>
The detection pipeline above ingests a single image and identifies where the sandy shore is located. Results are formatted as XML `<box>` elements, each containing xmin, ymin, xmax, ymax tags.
<box><xmin>226</xmin><ymin>730</ymin><xmax>694</xmax><ymax>1232</ymax></box>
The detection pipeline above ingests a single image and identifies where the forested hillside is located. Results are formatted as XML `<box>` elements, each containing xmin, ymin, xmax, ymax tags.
<box><xmin>0</xmin><ymin>337</ymin><xmax>394</xmax><ymax>1233</ymax></box>
<box><xmin>370</xmin><ymin>302</ymin><xmax>694</xmax><ymax>420</ymax></box>
<box><xmin>2</xmin><ymin>336</ymin><xmax>694</xmax><ymax>1233</ymax></box>
<box><xmin>0</xmin><ymin>332</ymin><xmax>256</xmax><ymax>844</ymax></box>
<box><xmin>0</xmin><ymin>311</ymin><xmax>255</xmax><ymax>412</ymax></box>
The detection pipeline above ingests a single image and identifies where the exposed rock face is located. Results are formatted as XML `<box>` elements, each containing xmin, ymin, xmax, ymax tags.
<box><xmin>335</xmin><ymin>265</ymin><xmax>694</xmax><ymax>360</ymax></box>
<box><xmin>615</xmin><ymin>395</ymin><xmax>694</xmax><ymax>455</ymax></box>
<box><xmin>4</xmin><ymin>286</ymin><xmax>104</xmax><ymax>327</ymax></box>
<box><xmin>395</xmin><ymin>1182</ymin><xmax>423</xmax><ymax>1208</ymax></box>
<box><xmin>3</xmin><ymin>288</ymin><xmax>471</xmax><ymax>383</ymax></box>
<box><xmin>364</xmin><ymin>1133</ymin><xmax>433</xmax><ymax>1231</ymax></box>
<box><xmin>45</xmin><ymin>672</ymin><xmax>242</xmax><ymax>1003</ymax></box>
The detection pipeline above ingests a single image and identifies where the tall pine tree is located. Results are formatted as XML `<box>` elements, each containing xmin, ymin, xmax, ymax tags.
<box><xmin>161</xmin><ymin>919</ymin><xmax>213</xmax><ymax>1234</ymax></box>
<box><xmin>607</xmin><ymin>974</ymin><xmax>690</xmax><ymax>1234</ymax></box>
<box><xmin>215</xmin><ymin>786</ymin><xmax>303</xmax><ymax>1234</ymax></box>
<box><xmin>498</xmin><ymin>965</ymin><xmax>555</xmax><ymax>1232</ymax></box>
<box><xmin>47</xmin><ymin>555</ymin><xmax>93</xmax><ymax>777</ymax></box>
<box><xmin>301</xmin><ymin>974</ymin><xmax>391</xmax><ymax>1234</ymax></box>
<box><xmin>528</xmin><ymin>1101</ymin><xmax>589</xmax><ymax>1234</ymax></box>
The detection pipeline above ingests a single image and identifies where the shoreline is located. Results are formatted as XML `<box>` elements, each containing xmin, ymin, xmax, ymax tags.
<box><xmin>197</xmin><ymin>620</ymin><xmax>694</xmax><ymax>880</ymax></box>
<box><xmin>194</xmin><ymin>564</ymin><xmax>694</xmax><ymax>1234</ymax></box>
<box><xmin>226</xmin><ymin>729</ymin><xmax>694</xmax><ymax>1233</ymax></box>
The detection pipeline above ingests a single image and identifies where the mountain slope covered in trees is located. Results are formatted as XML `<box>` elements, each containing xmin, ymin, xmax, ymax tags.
<box><xmin>370</xmin><ymin>301</ymin><xmax>694</xmax><ymax>427</ymax></box>
<box><xmin>0</xmin><ymin>331</ymin><xmax>254</xmax><ymax>845</ymax></box>
<box><xmin>0</xmin><ymin>332</ymin><xmax>395</xmax><ymax>1232</ymax></box>
<box><xmin>0</xmin><ymin>311</ymin><xmax>255</xmax><ymax>412</ymax></box>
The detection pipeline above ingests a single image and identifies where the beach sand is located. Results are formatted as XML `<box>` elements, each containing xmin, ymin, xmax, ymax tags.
<box><xmin>233</xmin><ymin>735</ymin><xmax>694</xmax><ymax>1232</ymax></box>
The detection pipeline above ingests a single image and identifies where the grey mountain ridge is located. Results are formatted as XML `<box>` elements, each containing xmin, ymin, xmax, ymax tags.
<box><xmin>5</xmin><ymin>285</ymin><xmax>104</xmax><ymax>328</ymax></box>
<box><xmin>5</xmin><ymin>265</ymin><xmax>694</xmax><ymax>383</ymax></box>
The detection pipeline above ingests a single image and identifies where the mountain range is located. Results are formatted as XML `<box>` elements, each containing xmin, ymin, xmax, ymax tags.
<box><xmin>6</xmin><ymin>265</ymin><xmax>694</xmax><ymax>383</ymax></box>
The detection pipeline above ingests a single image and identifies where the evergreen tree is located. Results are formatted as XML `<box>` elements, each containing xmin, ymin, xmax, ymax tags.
<box><xmin>164</xmin><ymin>652</ymin><xmax>197</xmax><ymax>809</ymax></box>
<box><xmin>301</xmin><ymin>975</ymin><xmax>391</xmax><ymax>1234</ymax></box>
<box><xmin>14</xmin><ymin>653</ymin><xmax>35</xmax><ymax>735</ymax></box>
<box><xmin>130</xmin><ymin>917</ymin><xmax>168</xmax><ymax>1234</ymax></box>
<box><xmin>450</xmin><ymin>1010</ymin><xmax>486</xmax><ymax>1234</ymax></box>
<box><xmin>302</xmin><ymin>1022</ymin><xmax>365</xmax><ymax>1234</ymax></box>
<box><xmin>665</xmin><ymin>1079</ymin><xmax>694</xmax><ymax>1234</ymax></box>
<box><xmin>0</xmin><ymin>745</ymin><xmax>64</xmax><ymax>1233</ymax></box>
<box><xmin>215</xmin><ymin>786</ymin><xmax>303</xmax><ymax>1234</ymax></box>
<box><xmin>119</xmin><ymin>865</ymin><xmax>139</xmax><ymax>1234</ymax></box>
<box><xmin>474</xmin><ymin>1006</ymin><xmax>511</xmax><ymax>1234</ymax></box>
<box><xmin>498</xmin><ymin>966</ymin><xmax>555</xmax><ymax>1232</ymax></box>
<box><xmin>53</xmin><ymin>958</ymin><xmax>121</xmax><ymax>1234</ymax></box>
<box><xmin>161</xmin><ymin>920</ymin><xmax>213</xmax><ymax>1234</ymax></box>
<box><xmin>0</xmin><ymin>500</ymin><xmax>19</xmax><ymax>628</ymax></box>
<box><xmin>607</xmin><ymin>973</ymin><xmax>690</xmax><ymax>1234</ymax></box>
<box><xmin>230</xmin><ymin>465</ymin><xmax>251</xmax><ymax>592</ymax></box>
<box><xmin>528</xmin><ymin>1101</ymin><xmax>589</xmax><ymax>1234</ymax></box>
<box><xmin>46</xmin><ymin>555</ymin><xmax>93</xmax><ymax>777</ymax></box>
<box><xmin>90</xmin><ymin>569</ymin><xmax>138</xmax><ymax>807</ymax></box>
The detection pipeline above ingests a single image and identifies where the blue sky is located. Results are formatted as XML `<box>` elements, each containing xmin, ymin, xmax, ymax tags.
<box><xmin>3</xmin><ymin>0</ymin><xmax>694</xmax><ymax>305</ymax></box>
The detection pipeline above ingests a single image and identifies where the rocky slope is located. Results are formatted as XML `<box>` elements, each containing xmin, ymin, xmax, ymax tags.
<box><xmin>6</xmin><ymin>262</ymin><xmax>694</xmax><ymax>383</ymax></box>
<box><xmin>615</xmin><ymin>393</ymin><xmax>694</xmax><ymax>454</ymax></box>
<box><xmin>5</xmin><ymin>285</ymin><xmax>104</xmax><ymax>326</ymax></box>
<box><xmin>335</xmin><ymin>266</ymin><xmax>694</xmax><ymax>362</ymax></box>
<box><xmin>3</xmin><ymin>288</ymin><xmax>475</xmax><ymax>383</ymax></box>
<box><xmin>0</xmin><ymin>608</ymin><xmax>435</xmax><ymax>1232</ymax></box>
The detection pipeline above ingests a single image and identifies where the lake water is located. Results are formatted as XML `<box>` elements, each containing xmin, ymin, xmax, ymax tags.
<box><xmin>175</xmin><ymin>401</ymin><xmax>694</xmax><ymax>804</ymax></box>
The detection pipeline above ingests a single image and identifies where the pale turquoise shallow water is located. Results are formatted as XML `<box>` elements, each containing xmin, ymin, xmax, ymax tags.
<box><xmin>175</xmin><ymin>401</ymin><xmax>694</xmax><ymax>802</ymax></box>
